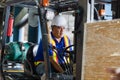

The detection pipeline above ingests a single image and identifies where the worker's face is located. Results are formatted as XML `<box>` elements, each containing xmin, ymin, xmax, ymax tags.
<box><xmin>52</xmin><ymin>26</ymin><xmax>65</xmax><ymax>38</ymax></box>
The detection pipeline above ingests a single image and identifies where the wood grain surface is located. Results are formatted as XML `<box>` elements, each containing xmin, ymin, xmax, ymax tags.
<box><xmin>82</xmin><ymin>19</ymin><xmax>120</xmax><ymax>80</ymax></box>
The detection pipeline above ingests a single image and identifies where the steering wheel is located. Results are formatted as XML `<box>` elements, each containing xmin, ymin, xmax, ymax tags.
<box><xmin>63</xmin><ymin>45</ymin><xmax>74</xmax><ymax>54</ymax></box>
<box><xmin>63</xmin><ymin>45</ymin><xmax>75</xmax><ymax>63</ymax></box>
<box><xmin>50</xmin><ymin>44</ymin><xmax>75</xmax><ymax>75</ymax></box>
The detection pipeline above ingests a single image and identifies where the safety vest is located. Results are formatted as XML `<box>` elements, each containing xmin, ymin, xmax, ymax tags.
<box><xmin>34</xmin><ymin>35</ymin><xmax>70</xmax><ymax>66</ymax></box>
<box><xmin>50</xmin><ymin>35</ymin><xmax>70</xmax><ymax>64</ymax></box>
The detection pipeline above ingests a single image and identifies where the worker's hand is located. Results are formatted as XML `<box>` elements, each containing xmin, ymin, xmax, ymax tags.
<box><xmin>106</xmin><ymin>67</ymin><xmax>120</xmax><ymax>80</ymax></box>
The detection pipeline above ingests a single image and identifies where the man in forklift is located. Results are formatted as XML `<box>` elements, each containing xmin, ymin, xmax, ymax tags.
<box><xmin>34</xmin><ymin>14</ymin><xmax>72</xmax><ymax>77</ymax></box>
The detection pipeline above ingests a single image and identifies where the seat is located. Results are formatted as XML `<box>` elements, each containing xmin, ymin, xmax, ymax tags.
<box><xmin>24</xmin><ymin>44</ymin><xmax>38</xmax><ymax>75</ymax></box>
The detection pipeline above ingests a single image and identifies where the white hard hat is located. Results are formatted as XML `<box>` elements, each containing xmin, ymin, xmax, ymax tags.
<box><xmin>51</xmin><ymin>15</ymin><xmax>67</xmax><ymax>27</ymax></box>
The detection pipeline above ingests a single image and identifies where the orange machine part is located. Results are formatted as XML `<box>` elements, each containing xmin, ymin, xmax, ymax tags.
<box><xmin>99</xmin><ymin>9</ymin><xmax>105</xmax><ymax>16</ymax></box>
<box><xmin>42</xmin><ymin>0</ymin><xmax>49</xmax><ymax>7</ymax></box>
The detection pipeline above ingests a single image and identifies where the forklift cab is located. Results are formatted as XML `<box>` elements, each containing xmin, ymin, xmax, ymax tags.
<box><xmin>0</xmin><ymin>0</ymin><xmax>83</xmax><ymax>80</ymax></box>
<box><xmin>24</xmin><ymin>1</ymin><xmax>82</xmax><ymax>79</ymax></box>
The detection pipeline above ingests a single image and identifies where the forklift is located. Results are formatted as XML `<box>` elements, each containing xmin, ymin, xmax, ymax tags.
<box><xmin>0</xmin><ymin>0</ymin><xmax>84</xmax><ymax>80</ymax></box>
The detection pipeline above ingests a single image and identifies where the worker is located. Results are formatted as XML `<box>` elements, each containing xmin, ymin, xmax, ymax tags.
<box><xmin>106</xmin><ymin>67</ymin><xmax>120</xmax><ymax>80</ymax></box>
<box><xmin>34</xmin><ymin>14</ymin><xmax>72</xmax><ymax>76</ymax></box>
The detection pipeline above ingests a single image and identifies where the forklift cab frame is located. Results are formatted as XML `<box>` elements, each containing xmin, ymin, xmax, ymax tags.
<box><xmin>0</xmin><ymin>0</ymin><xmax>84</xmax><ymax>80</ymax></box>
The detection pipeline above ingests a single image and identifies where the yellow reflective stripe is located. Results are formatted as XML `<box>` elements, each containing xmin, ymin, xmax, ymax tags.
<box><xmin>64</xmin><ymin>35</ymin><xmax>69</xmax><ymax>50</ymax></box>
<box><xmin>34</xmin><ymin>61</ymin><xmax>43</xmax><ymax>66</ymax></box>
<box><xmin>64</xmin><ymin>35</ymin><xmax>70</xmax><ymax>63</ymax></box>
<box><xmin>51</xmin><ymin>39</ymin><xmax>58</xmax><ymax>63</ymax></box>
<box><xmin>53</xmin><ymin>51</ymin><xmax>58</xmax><ymax>63</ymax></box>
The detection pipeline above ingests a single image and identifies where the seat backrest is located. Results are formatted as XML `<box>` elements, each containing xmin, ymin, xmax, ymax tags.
<box><xmin>24</xmin><ymin>44</ymin><xmax>38</xmax><ymax>75</ymax></box>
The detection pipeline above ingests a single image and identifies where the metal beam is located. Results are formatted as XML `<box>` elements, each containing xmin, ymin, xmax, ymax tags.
<box><xmin>95</xmin><ymin>0</ymin><xmax>112</xmax><ymax>3</ymax></box>
<box><xmin>76</xmin><ymin>0</ymin><xmax>88</xmax><ymax>80</ymax></box>
<box><xmin>2</xmin><ymin>0</ymin><xmax>33</xmax><ymax>6</ymax></box>
<box><xmin>90</xmin><ymin>0</ymin><xmax>95</xmax><ymax>22</ymax></box>
<box><xmin>0</xmin><ymin>6</ymin><xmax>10</xmax><ymax>80</ymax></box>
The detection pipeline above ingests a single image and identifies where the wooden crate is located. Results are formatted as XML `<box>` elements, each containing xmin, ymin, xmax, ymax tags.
<box><xmin>82</xmin><ymin>19</ymin><xmax>120</xmax><ymax>80</ymax></box>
